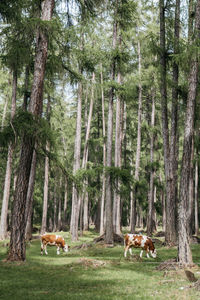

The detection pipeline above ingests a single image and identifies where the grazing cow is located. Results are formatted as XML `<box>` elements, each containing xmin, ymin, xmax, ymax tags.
<box><xmin>41</xmin><ymin>234</ymin><xmax>69</xmax><ymax>255</ymax></box>
<box><xmin>124</xmin><ymin>233</ymin><xmax>157</xmax><ymax>258</ymax></box>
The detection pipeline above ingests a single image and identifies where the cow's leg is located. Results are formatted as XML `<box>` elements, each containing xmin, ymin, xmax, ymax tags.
<box><xmin>146</xmin><ymin>250</ymin><xmax>150</xmax><ymax>258</ymax></box>
<box><xmin>57</xmin><ymin>246</ymin><xmax>60</xmax><ymax>255</ymax></box>
<box><xmin>129</xmin><ymin>247</ymin><xmax>133</xmax><ymax>256</ymax></box>
<box><xmin>140</xmin><ymin>250</ymin><xmax>143</xmax><ymax>258</ymax></box>
<box><xmin>124</xmin><ymin>245</ymin><xmax>129</xmax><ymax>258</ymax></box>
<box><xmin>44</xmin><ymin>244</ymin><xmax>48</xmax><ymax>255</ymax></box>
<box><xmin>41</xmin><ymin>243</ymin><xmax>44</xmax><ymax>255</ymax></box>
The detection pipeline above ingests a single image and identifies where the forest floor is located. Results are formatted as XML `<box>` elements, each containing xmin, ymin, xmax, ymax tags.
<box><xmin>0</xmin><ymin>229</ymin><xmax>200</xmax><ymax>300</ymax></box>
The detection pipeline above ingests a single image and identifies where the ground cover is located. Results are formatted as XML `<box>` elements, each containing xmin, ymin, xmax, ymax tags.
<box><xmin>0</xmin><ymin>230</ymin><xmax>200</xmax><ymax>300</ymax></box>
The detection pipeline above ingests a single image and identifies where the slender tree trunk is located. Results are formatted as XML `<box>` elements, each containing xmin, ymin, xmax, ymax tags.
<box><xmin>147</xmin><ymin>88</ymin><xmax>155</xmax><ymax>236</ymax></box>
<box><xmin>63</xmin><ymin>179</ymin><xmax>68</xmax><ymax>228</ymax></box>
<box><xmin>0</xmin><ymin>70</ymin><xmax>17</xmax><ymax>240</ymax></box>
<box><xmin>83</xmin><ymin>178</ymin><xmax>89</xmax><ymax>231</ymax></box>
<box><xmin>194</xmin><ymin>159</ymin><xmax>199</xmax><ymax>236</ymax></box>
<box><xmin>178</xmin><ymin>0</ymin><xmax>200</xmax><ymax>266</ymax></box>
<box><xmin>53</xmin><ymin>183</ymin><xmax>57</xmax><ymax>232</ymax></box>
<box><xmin>57</xmin><ymin>179</ymin><xmax>62</xmax><ymax>231</ymax></box>
<box><xmin>25</xmin><ymin>149</ymin><xmax>37</xmax><ymax>240</ymax></box>
<box><xmin>22</xmin><ymin>66</ymin><xmax>30</xmax><ymax>111</ymax></box>
<box><xmin>8</xmin><ymin>0</ymin><xmax>54</xmax><ymax>261</ymax></box>
<box><xmin>113</xmin><ymin>69</ymin><xmax>122</xmax><ymax>235</ymax></box>
<box><xmin>105</xmin><ymin>11</ymin><xmax>118</xmax><ymax>245</ymax></box>
<box><xmin>70</xmin><ymin>79</ymin><xmax>82</xmax><ymax>241</ymax></box>
<box><xmin>41</xmin><ymin>96</ymin><xmax>51</xmax><ymax>234</ymax></box>
<box><xmin>160</xmin><ymin>0</ymin><xmax>176</xmax><ymax>245</ymax></box>
<box><xmin>100</xmin><ymin>64</ymin><xmax>106</xmax><ymax>236</ymax></box>
<box><xmin>130</xmin><ymin>37</ymin><xmax>142</xmax><ymax>233</ymax></box>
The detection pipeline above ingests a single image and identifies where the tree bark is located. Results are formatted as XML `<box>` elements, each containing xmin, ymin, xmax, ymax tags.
<box><xmin>130</xmin><ymin>36</ymin><xmax>142</xmax><ymax>233</ymax></box>
<box><xmin>41</xmin><ymin>96</ymin><xmax>51</xmax><ymax>234</ymax></box>
<box><xmin>25</xmin><ymin>149</ymin><xmax>37</xmax><ymax>240</ymax></box>
<box><xmin>194</xmin><ymin>159</ymin><xmax>199</xmax><ymax>236</ymax></box>
<box><xmin>100</xmin><ymin>64</ymin><xmax>106</xmax><ymax>236</ymax></box>
<box><xmin>70</xmin><ymin>79</ymin><xmax>82</xmax><ymax>241</ymax></box>
<box><xmin>147</xmin><ymin>88</ymin><xmax>155</xmax><ymax>236</ymax></box>
<box><xmin>105</xmin><ymin>11</ymin><xmax>118</xmax><ymax>244</ymax></box>
<box><xmin>178</xmin><ymin>0</ymin><xmax>200</xmax><ymax>266</ymax></box>
<box><xmin>159</xmin><ymin>0</ymin><xmax>176</xmax><ymax>245</ymax></box>
<box><xmin>113</xmin><ymin>68</ymin><xmax>122</xmax><ymax>235</ymax></box>
<box><xmin>0</xmin><ymin>70</ymin><xmax>17</xmax><ymax>240</ymax></box>
<box><xmin>8</xmin><ymin>0</ymin><xmax>54</xmax><ymax>261</ymax></box>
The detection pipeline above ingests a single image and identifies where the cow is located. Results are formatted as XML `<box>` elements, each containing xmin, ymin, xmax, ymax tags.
<box><xmin>41</xmin><ymin>234</ymin><xmax>69</xmax><ymax>255</ymax></box>
<box><xmin>124</xmin><ymin>233</ymin><xmax>157</xmax><ymax>259</ymax></box>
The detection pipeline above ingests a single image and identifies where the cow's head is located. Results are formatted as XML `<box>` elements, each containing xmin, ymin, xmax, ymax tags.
<box><xmin>63</xmin><ymin>244</ymin><xmax>70</xmax><ymax>252</ymax></box>
<box><xmin>150</xmin><ymin>248</ymin><xmax>157</xmax><ymax>258</ymax></box>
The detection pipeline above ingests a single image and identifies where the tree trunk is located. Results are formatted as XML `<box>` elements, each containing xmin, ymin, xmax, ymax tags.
<box><xmin>25</xmin><ymin>149</ymin><xmax>37</xmax><ymax>240</ymax></box>
<box><xmin>63</xmin><ymin>179</ymin><xmax>68</xmax><ymax>228</ymax></box>
<box><xmin>41</xmin><ymin>96</ymin><xmax>51</xmax><ymax>234</ymax></box>
<box><xmin>8</xmin><ymin>0</ymin><xmax>54</xmax><ymax>261</ymax></box>
<box><xmin>100</xmin><ymin>64</ymin><xmax>106</xmax><ymax>236</ymax></box>
<box><xmin>130</xmin><ymin>37</ymin><xmax>142</xmax><ymax>233</ymax></box>
<box><xmin>113</xmin><ymin>69</ymin><xmax>122</xmax><ymax>235</ymax></box>
<box><xmin>160</xmin><ymin>0</ymin><xmax>176</xmax><ymax>245</ymax></box>
<box><xmin>53</xmin><ymin>183</ymin><xmax>57</xmax><ymax>232</ymax></box>
<box><xmin>147</xmin><ymin>88</ymin><xmax>155</xmax><ymax>236</ymax></box>
<box><xmin>178</xmin><ymin>0</ymin><xmax>200</xmax><ymax>266</ymax></box>
<box><xmin>0</xmin><ymin>70</ymin><xmax>17</xmax><ymax>240</ymax></box>
<box><xmin>194</xmin><ymin>159</ymin><xmax>199</xmax><ymax>236</ymax></box>
<box><xmin>57</xmin><ymin>181</ymin><xmax>62</xmax><ymax>231</ymax></box>
<box><xmin>70</xmin><ymin>79</ymin><xmax>82</xmax><ymax>241</ymax></box>
<box><xmin>105</xmin><ymin>11</ymin><xmax>118</xmax><ymax>245</ymax></box>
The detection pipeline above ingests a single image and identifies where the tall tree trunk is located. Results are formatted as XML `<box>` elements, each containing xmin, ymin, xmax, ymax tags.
<box><xmin>63</xmin><ymin>179</ymin><xmax>68</xmax><ymax>229</ymax></box>
<box><xmin>160</xmin><ymin>0</ymin><xmax>176</xmax><ymax>245</ymax></box>
<box><xmin>194</xmin><ymin>159</ymin><xmax>199</xmax><ymax>236</ymax></box>
<box><xmin>113</xmin><ymin>68</ymin><xmax>122</xmax><ymax>235</ymax></box>
<box><xmin>0</xmin><ymin>70</ymin><xmax>17</xmax><ymax>240</ymax></box>
<box><xmin>105</xmin><ymin>13</ymin><xmax>118</xmax><ymax>244</ymax></box>
<box><xmin>147</xmin><ymin>88</ymin><xmax>155</xmax><ymax>236</ymax></box>
<box><xmin>100</xmin><ymin>64</ymin><xmax>106</xmax><ymax>236</ymax></box>
<box><xmin>57</xmin><ymin>179</ymin><xmax>62</xmax><ymax>231</ymax></box>
<box><xmin>22</xmin><ymin>66</ymin><xmax>30</xmax><ymax>111</ymax></box>
<box><xmin>8</xmin><ymin>0</ymin><xmax>54</xmax><ymax>261</ymax></box>
<box><xmin>130</xmin><ymin>37</ymin><xmax>142</xmax><ymax>233</ymax></box>
<box><xmin>25</xmin><ymin>149</ymin><xmax>37</xmax><ymax>240</ymax></box>
<box><xmin>178</xmin><ymin>0</ymin><xmax>200</xmax><ymax>266</ymax></box>
<box><xmin>41</xmin><ymin>96</ymin><xmax>51</xmax><ymax>234</ymax></box>
<box><xmin>53</xmin><ymin>183</ymin><xmax>57</xmax><ymax>232</ymax></box>
<box><xmin>70</xmin><ymin>79</ymin><xmax>82</xmax><ymax>241</ymax></box>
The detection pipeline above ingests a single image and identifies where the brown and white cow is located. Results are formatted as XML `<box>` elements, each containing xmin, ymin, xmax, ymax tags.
<box><xmin>41</xmin><ymin>234</ymin><xmax>69</xmax><ymax>255</ymax></box>
<box><xmin>124</xmin><ymin>233</ymin><xmax>157</xmax><ymax>258</ymax></box>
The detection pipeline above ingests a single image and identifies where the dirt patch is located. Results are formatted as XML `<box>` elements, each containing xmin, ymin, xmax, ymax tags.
<box><xmin>156</xmin><ymin>258</ymin><xmax>178</xmax><ymax>271</ymax></box>
<box><xmin>77</xmin><ymin>258</ymin><xmax>107</xmax><ymax>268</ymax></box>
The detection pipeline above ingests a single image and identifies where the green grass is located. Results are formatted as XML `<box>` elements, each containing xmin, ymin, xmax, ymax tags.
<box><xmin>0</xmin><ymin>231</ymin><xmax>200</xmax><ymax>300</ymax></box>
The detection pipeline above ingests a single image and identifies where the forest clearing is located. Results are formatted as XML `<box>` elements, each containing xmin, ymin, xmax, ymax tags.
<box><xmin>0</xmin><ymin>229</ymin><xmax>200</xmax><ymax>300</ymax></box>
<box><xmin>1</xmin><ymin>0</ymin><xmax>200</xmax><ymax>298</ymax></box>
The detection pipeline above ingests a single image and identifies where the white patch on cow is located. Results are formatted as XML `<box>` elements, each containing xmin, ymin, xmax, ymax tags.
<box><xmin>56</xmin><ymin>235</ymin><xmax>60</xmax><ymax>239</ymax></box>
<box><xmin>141</xmin><ymin>236</ymin><xmax>148</xmax><ymax>248</ymax></box>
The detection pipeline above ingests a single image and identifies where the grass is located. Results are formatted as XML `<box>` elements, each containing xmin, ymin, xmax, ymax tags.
<box><xmin>0</xmin><ymin>230</ymin><xmax>200</xmax><ymax>300</ymax></box>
